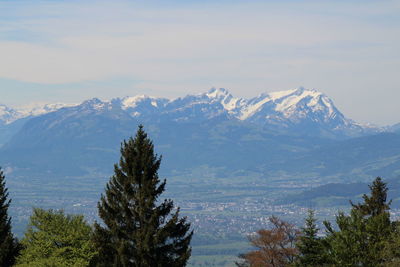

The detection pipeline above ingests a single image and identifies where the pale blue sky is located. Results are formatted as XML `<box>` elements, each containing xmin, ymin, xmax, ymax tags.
<box><xmin>0</xmin><ymin>0</ymin><xmax>399</xmax><ymax>125</ymax></box>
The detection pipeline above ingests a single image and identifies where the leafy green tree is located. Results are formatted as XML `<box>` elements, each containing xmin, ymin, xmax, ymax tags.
<box><xmin>16</xmin><ymin>208</ymin><xmax>96</xmax><ymax>267</ymax></box>
<box><xmin>295</xmin><ymin>210</ymin><xmax>329</xmax><ymax>267</ymax></box>
<box><xmin>92</xmin><ymin>125</ymin><xmax>193</xmax><ymax>267</ymax></box>
<box><xmin>0</xmin><ymin>168</ymin><xmax>20</xmax><ymax>266</ymax></box>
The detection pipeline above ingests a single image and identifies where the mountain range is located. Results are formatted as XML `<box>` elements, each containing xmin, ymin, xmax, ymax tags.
<box><xmin>0</xmin><ymin>87</ymin><xmax>399</xmax><ymax>183</ymax></box>
<box><xmin>2</xmin><ymin>87</ymin><xmax>399</xmax><ymax>267</ymax></box>
<box><xmin>0</xmin><ymin>87</ymin><xmax>382</xmax><ymax>137</ymax></box>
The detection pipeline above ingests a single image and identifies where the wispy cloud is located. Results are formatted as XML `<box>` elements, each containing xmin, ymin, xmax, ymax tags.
<box><xmin>0</xmin><ymin>0</ymin><xmax>399</xmax><ymax>124</ymax></box>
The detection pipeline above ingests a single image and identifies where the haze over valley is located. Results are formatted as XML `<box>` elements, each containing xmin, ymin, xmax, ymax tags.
<box><xmin>2</xmin><ymin>87</ymin><xmax>400</xmax><ymax>265</ymax></box>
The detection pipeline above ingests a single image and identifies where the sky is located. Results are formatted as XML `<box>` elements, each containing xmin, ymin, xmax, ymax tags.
<box><xmin>0</xmin><ymin>0</ymin><xmax>399</xmax><ymax>125</ymax></box>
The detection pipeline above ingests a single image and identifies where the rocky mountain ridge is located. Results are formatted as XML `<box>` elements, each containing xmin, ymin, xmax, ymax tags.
<box><xmin>0</xmin><ymin>87</ymin><xmax>385</xmax><ymax>139</ymax></box>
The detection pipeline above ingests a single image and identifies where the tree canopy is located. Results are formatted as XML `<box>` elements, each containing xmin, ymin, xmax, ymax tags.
<box><xmin>237</xmin><ymin>216</ymin><xmax>300</xmax><ymax>267</ymax></box>
<box><xmin>16</xmin><ymin>208</ymin><xmax>96</xmax><ymax>267</ymax></box>
<box><xmin>324</xmin><ymin>177</ymin><xmax>393</xmax><ymax>266</ymax></box>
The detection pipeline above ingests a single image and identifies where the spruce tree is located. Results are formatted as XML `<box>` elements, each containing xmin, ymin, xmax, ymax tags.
<box><xmin>295</xmin><ymin>210</ymin><xmax>328</xmax><ymax>266</ymax></box>
<box><xmin>351</xmin><ymin>176</ymin><xmax>393</xmax><ymax>263</ymax></box>
<box><xmin>92</xmin><ymin>125</ymin><xmax>193</xmax><ymax>267</ymax></box>
<box><xmin>324</xmin><ymin>210</ymin><xmax>370</xmax><ymax>266</ymax></box>
<box><xmin>351</xmin><ymin>176</ymin><xmax>391</xmax><ymax>217</ymax></box>
<box><xmin>0</xmin><ymin>168</ymin><xmax>20</xmax><ymax>266</ymax></box>
<box><xmin>324</xmin><ymin>177</ymin><xmax>393</xmax><ymax>266</ymax></box>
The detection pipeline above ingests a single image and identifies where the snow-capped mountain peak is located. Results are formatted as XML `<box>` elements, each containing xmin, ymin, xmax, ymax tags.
<box><xmin>0</xmin><ymin>102</ymin><xmax>78</xmax><ymax>124</ymax></box>
<box><xmin>273</xmin><ymin>88</ymin><xmax>334</xmax><ymax>116</ymax></box>
<box><xmin>204</xmin><ymin>88</ymin><xmax>243</xmax><ymax>111</ymax></box>
<box><xmin>236</xmin><ymin>87</ymin><xmax>340</xmax><ymax>122</ymax></box>
<box><xmin>206</xmin><ymin>88</ymin><xmax>230</xmax><ymax>99</ymax></box>
<box><xmin>121</xmin><ymin>95</ymin><xmax>149</xmax><ymax>109</ymax></box>
<box><xmin>120</xmin><ymin>95</ymin><xmax>168</xmax><ymax>110</ymax></box>
<box><xmin>0</xmin><ymin>104</ymin><xmax>21</xmax><ymax>124</ymax></box>
<box><xmin>0</xmin><ymin>87</ymin><xmax>382</xmax><ymax>138</ymax></box>
<box><xmin>80</xmin><ymin>98</ymin><xmax>107</xmax><ymax>111</ymax></box>
<box><xmin>20</xmin><ymin>103</ymin><xmax>77</xmax><ymax>117</ymax></box>
<box><xmin>268</xmin><ymin>88</ymin><xmax>299</xmax><ymax>101</ymax></box>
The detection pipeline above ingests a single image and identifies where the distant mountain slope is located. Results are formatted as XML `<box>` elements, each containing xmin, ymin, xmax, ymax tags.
<box><xmin>158</xmin><ymin>87</ymin><xmax>379</xmax><ymax>138</ymax></box>
<box><xmin>280</xmin><ymin>176</ymin><xmax>400</xmax><ymax>207</ymax></box>
<box><xmin>231</xmin><ymin>88</ymin><xmax>371</xmax><ymax>138</ymax></box>
<box><xmin>390</xmin><ymin>123</ymin><xmax>400</xmax><ymax>133</ymax></box>
<box><xmin>0</xmin><ymin>118</ymin><xmax>29</xmax><ymax>147</ymax></box>
<box><xmin>0</xmin><ymin>103</ymin><xmax>75</xmax><ymax>147</ymax></box>
<box><xmin>0</xmin><ymin>87</ymin><xmax>381</xmax><ymax>138</ymax></box>
<box><xmin>0</xmin><ymin>103</ymin><xmax>75</xmax><ymax>124</ymax></box>
<box><xmin>0</xmin><ymin>104</ymin><xmax>21</xmax><ymax>123</ymax></box>
<box><xmin>281</xmin><ymin>133</ymin><xmax>400</xmax><ymax>180</ymax></box>
<box><xmin>0</xmin><ymin>88</ymin><xmax>395</xmax><ymax>180</ymax></box>
<box><xmin>0</xmin><ymin>99</ymin><xmax>136</xmax><ymax>176</ymax></box>
<box><xmin>0</xmin><ymin>99</ymin><xmax>327</xmax><ymax>177</ymax></box>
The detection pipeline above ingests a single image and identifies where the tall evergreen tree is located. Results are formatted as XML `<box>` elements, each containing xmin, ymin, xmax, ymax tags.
<box><xmin>351</xmin><ymin>176</ymin><xmax>393</xmax><ymax>263</ymax></box>
<box><xmin>324</xmin><ymin>177</ymin><xmax>393</xmax><ymax>266</ymax></box>
<box><xmin>351</xmin><ymin>176</ymin><xmax>391</xmax><ymax>217</ymax></box>
<box><xmin>0</xmin><ymin>168</ymin><xmax>20</xmax><ymax>266</ymax></box>
<box><xmin>295</xmin><ymin>210</ymin><xmax>329</xmax><ymax>267</ymax></box>
<box><xmin>324</xmin><ymin>210</ymin><xmax>370</xmax><ymax>266</ymax></box>
<box><xmin>92</xmin><ymin>125</ymin><xmax>193</xmax><ymax>267</ymax></box>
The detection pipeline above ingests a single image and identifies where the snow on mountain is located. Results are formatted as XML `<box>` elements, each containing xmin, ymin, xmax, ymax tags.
<box><xmin>205</xmin><ymin>88</ymin><xmax>243</xmax><ymax>111</ymax></box>
<box><xmin>181</xmin><ymin>87</ymin><xmax>380</xmax><ymax>137</ymax></box>
<box><xmin>159</xmin><ymin>89</ymin><xmax>232</xmax><ymax>122</ymax></box>
<box><xmin>166</xmin><ymin>88</ymin><xmax>242</xmax><ymax>112</ymax></box>
<box><xmin>0</xmin><ymin>104</ymin><xmax>22</xmax><ymax>124</ymax></box>
<box><xmin>274</xmin><ymin>88</ymin><xmax>333</xmax><ymax>117</ymax></box>
<box><xmin>79</xmin><ymin>98</ymin><xmax>110</xmax><ymax>112</ymax></box>
<box><xmin>20</xmin><ymin>103</ymin><xmax>77</xmax><ymax>117</ymax></box>
<box><xmin>174</xmin><ymin>87</ymin><xmax>347</xmax><ymax>127</ymax></box>
<box><xmin>237</xmin><ymin>87</ymin><xmax>340</xmax><ymax>122</ymax></box>
<box><xmin>0</xmin><ymin>102</ymin><xmax>77</xmax><ymax>124</ymax></box>
<box><xmin>120</xmin><ymin>95</ymin><xmax>168</xmax><ymax>110</ymax></box>
<box><xmin>389</xmin><ymin>122</ymin><xmax>400</xmax><ymax>133</ymax></box>
<box><xmin>233</xmin><ymin>87</ymin><xmax>382</xmax><ymax>137</ymax></box>
<box><xmin>0</xmin><ymin>87</ymin><xmax>382</xmax><ymax>138</ymax></box>
<box><xmin>3</xmin><ymin>87</ymin><xmax>346</xmax><ymax>126</ymax></box>
<box><xmin>115</xmin><ymin>95</ymin><xmax>169</xmax><ymax>118</ymax></box>
<box><xmin>120</xmin><ymin>95</ymin><xmax>159</xmax><ymax>109</ymax></box>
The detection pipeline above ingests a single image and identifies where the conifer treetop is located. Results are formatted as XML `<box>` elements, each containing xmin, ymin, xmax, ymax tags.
<box><xmin>93</xmin><ymin>125</ymin><xmax>192</xmax><ymax>267</ymax></box>
<box><xmin>351</xmin><ymin>177</ymin><xmax>391</xmax><ymax>217</ymax></box>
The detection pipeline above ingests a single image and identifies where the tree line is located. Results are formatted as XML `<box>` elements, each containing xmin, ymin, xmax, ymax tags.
<box><xmin>0</xmin><ymin>125</ymin><xmax>399</xmax><ymax>266</ymax></box>
<box><xmin>236</xmin><ymin>177</ymin><xmax>400</xmax><ymax>267</ymax></box>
